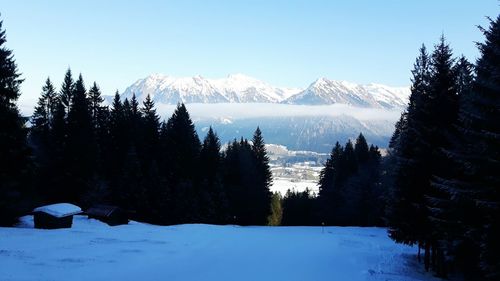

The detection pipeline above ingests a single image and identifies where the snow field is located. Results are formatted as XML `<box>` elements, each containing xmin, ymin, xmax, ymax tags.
<box><xmin>0</xmin><ymin>216</ymin><xmax>440</xmax><ymax>281</ymax></box>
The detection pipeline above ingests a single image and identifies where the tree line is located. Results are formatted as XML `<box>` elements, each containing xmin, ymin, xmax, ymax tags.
<box><xmin>29</xmin><ymin>72</ymin><xmax>274</xmax><ymax>225</ymax></box>
<box><xmin>275</xmin><ymin>134</ymin><xmax>385</xmax><ymax>227</ymax></box>
<box><xmin>384</xmin><ymin>17</ymin><xmax>499</xmax><ymax>280</ymax></box>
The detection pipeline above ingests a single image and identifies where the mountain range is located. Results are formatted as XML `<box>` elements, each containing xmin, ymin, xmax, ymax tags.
<box><xmin>122</xmin><ymin>74</ymin><xmax>409</xmax><ymax>109</ymax></box>
<box><xmin>118</xmin><ymin>73</ymin><xmax>409</xmax><ymax>151</ymax></box>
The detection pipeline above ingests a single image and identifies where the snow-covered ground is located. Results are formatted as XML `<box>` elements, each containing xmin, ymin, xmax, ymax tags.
<box><xmin>0</xmin><ymin>216</ymin><xmax>440</xmax><ymax>281</ymax></box>
<box><xmin>271</xmin><ymin>178</ymin><xmax>319</xmax><ymax>195</ymax></box>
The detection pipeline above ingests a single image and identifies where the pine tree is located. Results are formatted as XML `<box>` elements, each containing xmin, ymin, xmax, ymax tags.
<box><xmin>454</xmin><ymin>55</ymin><xmax>474</xmax><ymax>96</ymax></box>
<box><xmin>31</xmin><ymin>91</ymin><xmax>50</xmax><ymax>143</ymax></box>
<box><xmin>317</xmin><ymin>141</ymin><xmax>343</xmax><ymax>224</ymax></box>
<box><xmin>433</xmin><ymin>16</ymin><xmax>500</xmax><ymax>280</ymax></box>
<box><xmin>251</xmin><ymin>127</ymin><xmax>273</xmax><ymax>225</ymax></box>
<box><xmin>281</xmin><ymin>189</ymin><xmax>316</xmax><ymax>226</ymax></box>
<box><xmin>60</xmin><ymin>68</ymin><xmax>74</xmax><ymax>115</ymax></box>
<box><xmin>267</xmin><ymin>192</ymin><xmax>283</xmax><ymax>226</ymax></box>
<box><xmin>162</xmin><ymin>103</ymin><xmax>201</xmax><ymax>223</ymax></box>
<box><xmin>87</xmin><ymin>82</ymin><xmax>109</xmax><ymax>182</ymax></box>
<box><xmin>140</xmin><ymin>94</ymin><xmax>160</xmax><ymax>151</ymax></box>
<box><xmin>31</xmin><ymin>78</ymin><xmax>57</xmax><ymax>144</ymax></box>
<box><xmin>164</xmin><ymin>103</ymin><xmax>201</xmax><ymax>180</ymax></box>
<box><xmin>199</xmin><ymin>127</ymin><xmax>228</xmax><ymax>223</ymax></box>
<box><xmin>88</xmin><ymin>82</ymin><xmax>104</xmax><ymax>128</ymax></box>
<box><xmin>354</xmin><ymin>133</ymin><xmax>370</xmax><ymax>163</ymax></box>
<box><xmin>128</xmin><ymin>94</ymin><xmax>141</xmax><ymax>147</ymax></box>
<box><xmin>388</xmin><ymin>111</ymin><xmax>408</xmax><ymax>151</ymax></box>
<box><xmin>462</xmin><ymin>19</ymin><xmax>500</xmax><ymax>279</ymax></box>
<box><xmin>108</xmin><ymin>91</ymin><xmax>128</xmax><ymax>205</ymax></box>
<box><xmin>139</xmin><ymin>94</ymin><xmax>160</xmax><ymax>172</ymax></box>
<box><xmin>122</xmin><ymin>98</ymin><xmax>131</xmax><ymax>123</ymax></box>
<box><xmin>342</xmin><ymin>140</ymin><xmax>358</xmax><ymax>176</ymax></box>
<box><xmin>388</xmin><ymin>38</ymin><xmax>459</xmax><ymax>272</ymax></box>
<box><xmin>223</xmin><ymin>138</ymin><xmax>263</xmax><ymax>225</ymax></box>
<box><xmin>130</xmin><ymin>94</ymin><xmax>140</xmax><ymax>121</ymax></box>
<box><xmin>0</xmin><ymin>17</ymin><xmax>32</xmax><ymax>225</ymax></box>
<box><xmin>65</xmin><ymin>74</ymin><xmax>95</xmax><ymax>204</ymax></box>
<box><xmin>387</xmin><ymin>44</ymin><xmax>433</xmax><ymax>246</ymax></box>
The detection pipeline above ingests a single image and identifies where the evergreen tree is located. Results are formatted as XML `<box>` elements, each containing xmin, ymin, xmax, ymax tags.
<box><xmin>388</xmin><ymin>111</ymin><xmax>408</xmax><ymax>151</ymax></box>
<box><xmin>138</xmin><ymin>95</ymin><xmax>161</xmax><ymax>207</ymax></box>
<box><xmin>60</xmin><ymin>68</ymin><xmax>74</xmax><ymax>115</ymax></box>
<box><xmin>30</xmin><ymin>78</ymin><xmax>61</xmax><ymax>202</ymax></box>
<box><xmin>46</xmin><ymin>98</ymin><xmax>67</xmax><ymax>202</ymax></box>
<box><xmin>31</xmin><ymin>78</ymin><xmax>57</xmax><ymax>144</ymax></box>
<box><xmin>318</xmin><ymin>137</ymin><xmax>383</xmax><ymax>226</ymax></box>
<box><xmin>388</xmin><ymin>38</ymin><xmax>459</xmax><ymax>272</ymax></box>
<box><xmin>387</xmin><ymin>44</ymin><xmax>433</xmax><ymax>247</ymax></box>
<box><xmin>281</xmin><ymin>189</ymin><xmax>316</xmax><ymax>226</ymax></box>
<box><xmin>223</xmin><ymin>138</ymin><xmax>264</xmax><ymax>225</ymax></box>
<box><xmin>0</xmin><ymin>17</ymin><xmax>32</xmax><ymax>225</ymax></box>
<box><xmin>87</xmin><ymin>82</ymin><xmax>109</xmax><ymax>183</ymax></box>
<box><xmin>454</xmin><ymin>55</ymin><xmax>475</xmax><ymax>96</ymax></box>
<box><xmin>162</xmin><ymin>103</ymin><xmax>201</xmax><ymax>223</ymax></box>
<box><xmin>199</xmin><ymin>127</ymin><xmax>228</xmax><ymax>223</ymax></box>
<box><xmin>108</xmin><ymin>91</ymin><xmax>128</xmax><ymax>205</ymax></box>
<box><xmin>341</xmin><ymin>140</ymin><xmax>358</xmax><ymax>177</ymax></box>
<box><xmin>130</xmin><ymin>94</ymin><xmax>140</xmax><ymax>121</ymax></box>
<box><xmin>164</xmin><ymin>103</ymin><xmax>201</xmax><ymax>180</ymax></box>
<box><xmin>460</xmin><ymin>21</ymin><xmax>500</xmax><ymax>278</ymax></box>
<box><xmin>31</xmin><ymin>90</ymin><xmax>50</xmax><ymax>143</ymax></box>
<box><xmin>433</xmin><ymin>16</ymin><xmax>500</xmax><ymax>280</ymax></box>
<box><xmin>140</xmin><ymin>94</ymin><xmax>160</xmax><ymax>157</ymax></box>
<box><xmin>65</xmin><ymin>74</ymin><xmax>95</xmax><ymax>204</ymax></box>
<box><xmin>267</xmin><ymin>192</ymin><xmax>283</xmax><ymax>226</ymax></box>
<box><xmin>250</xmin><ymin>127</ymin><xmax>272</xmax><ymax>225</ymax></box>
<box><xmin>317</xmin><ymin>141</ymin><xmax>343</xmax><ymax>224</ymax></box>
<box><xmin>88</xmin><ymin>82</ymin><xmax>104</xmax><ymax>127</ymax></box>
<box><xmin>354</xmin><ymin>133</ymin><xmax>370</xmax><ymax>162</ymax></box>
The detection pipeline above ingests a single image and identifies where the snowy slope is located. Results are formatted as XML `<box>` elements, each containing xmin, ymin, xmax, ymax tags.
<box><xmin>121</xmin><ymin>74</ymin><xmax>408</xmax><ymax>109</ymax></box>
<box><xmin>284</xmin><ymin>78</ymin><xmax>410</xmax><ymax>109</ymax></box>
<box><xmin>0</xmin><ymin>215</ymin><xmax>440</xmax><ymax>281</ymax></box>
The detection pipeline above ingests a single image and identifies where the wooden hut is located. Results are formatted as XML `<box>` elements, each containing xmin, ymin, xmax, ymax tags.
<box><xmin>33</xmin><ymin>203</ymin><xmax>82</xmax><ymax>229</ymax></box>
<box><xmin>86</xmin><ymin>205</ymin><xmax>128</xmax><ymax>226</ymax></box>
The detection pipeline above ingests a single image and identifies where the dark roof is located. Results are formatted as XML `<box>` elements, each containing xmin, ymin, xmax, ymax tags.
<box><xmin>86</xmin><ymin>205</ymin><xmax>120</xmax><ymax>218</ymax></box>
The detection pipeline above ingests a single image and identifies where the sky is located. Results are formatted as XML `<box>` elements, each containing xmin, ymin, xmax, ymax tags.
<box><xmin>0</xmin><ymin>0</ymin><xmax>498</xmax><ymax>111</ymax></box>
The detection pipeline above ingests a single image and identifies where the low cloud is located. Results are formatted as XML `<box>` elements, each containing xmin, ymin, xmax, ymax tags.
<box><xmin>156</xmin><ymin>103</ymin><xmax>404</xmax><ymax>122</ymax></box>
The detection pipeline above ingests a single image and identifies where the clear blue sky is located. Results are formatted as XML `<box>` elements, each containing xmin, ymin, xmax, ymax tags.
<box><xmin>0</xmin><ymin>0</ymin><xmax>498</xmax><ymax>109</ymax></box>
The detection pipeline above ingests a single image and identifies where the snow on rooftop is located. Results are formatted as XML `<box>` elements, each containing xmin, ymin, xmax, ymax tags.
<box><xmin>33</xmin><ymin>203</ymin><xmax>82</xmax><ymax>218</ymax></box>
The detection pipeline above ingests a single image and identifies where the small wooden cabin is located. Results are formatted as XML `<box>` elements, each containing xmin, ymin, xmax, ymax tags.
<box><xmin>86</xmin><ymin>205</ymin><xmax>128</xmax><ymax>226</ymax></box>
<box><xmin>33</xmin><ymin>203</ymin><xmax>82</xmax><ymax>229</ymax></box>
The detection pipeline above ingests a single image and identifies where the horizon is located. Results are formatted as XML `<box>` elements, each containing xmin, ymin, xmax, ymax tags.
<box><xmin>0</xmin><ymin>0</ymin><xmax>498</xmax><ymax>111</ymax></box>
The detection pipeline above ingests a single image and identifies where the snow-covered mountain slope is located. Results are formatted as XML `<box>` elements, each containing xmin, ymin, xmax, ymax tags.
<box><xmin>121</xmin><ymin>74</ymin><xmax>409</xmax><ymax>109</ymax></box>
<box><xmin>122</xmin><ymin>73</ymin><xmax>301</xmax><ymax>104</ymax></box>
<box><xmin>283</xmin><ymin>78</ymin><xmax>410</xmax><ymax>109</ymax></box>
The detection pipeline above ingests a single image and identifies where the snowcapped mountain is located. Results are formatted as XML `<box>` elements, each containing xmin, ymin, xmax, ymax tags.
<box><xmin>122</xmin><ymin>73</ymin><xmax>301</xmax><ymax>104</ymax></box>
<box><xmin>283</xmin><ymin>78</ymin><xmax>409</xmax><ymax>109</ymax></box>
<box><xmin>122</xmin><ymin>74</ymin><xmax>409</xmax><ymax>109</ymax></box>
